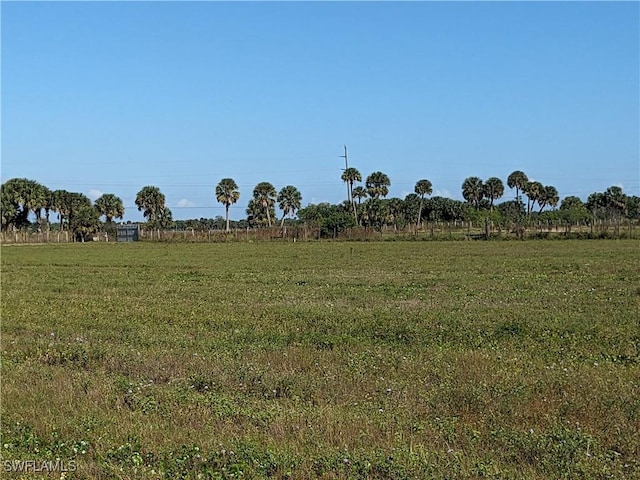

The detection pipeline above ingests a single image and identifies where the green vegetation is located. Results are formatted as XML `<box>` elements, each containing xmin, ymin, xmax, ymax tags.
<box><xmin>2</xmin><ymin>241</ymin><xmax>639</xmax><ymax>478</ymax></box>
<box><xmin>2</xmin><ymin>169</ymin><xmax>639</xmax><ymax>242</ymax></box>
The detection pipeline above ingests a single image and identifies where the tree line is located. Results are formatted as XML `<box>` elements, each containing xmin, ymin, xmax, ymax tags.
<box><xmin>2</xmin><ymin>170</ymin><xmax>638</xmax><ymax>240</ymax></box>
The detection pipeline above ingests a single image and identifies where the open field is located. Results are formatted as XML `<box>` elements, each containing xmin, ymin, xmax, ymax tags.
<box><xmin>1</xmin><ymin>240</ymin><xmax>639</xmax><ymax>479</ymax></box>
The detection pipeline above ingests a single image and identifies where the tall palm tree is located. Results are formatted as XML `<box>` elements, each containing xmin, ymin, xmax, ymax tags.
<box><xmin>70</xmin><ymin>202</ymin><xmax>101</xmax><ymax>241</ymax></box>
<box><xmin>537</xmin><ymin>185</ymin><xmax>559</xmax><ymax>213</ymax></box>
<box><xmin>341</xmin><ymin>167</ymin><xmax>362</xmax><ymax>220</ymax></box>
<box><xmin>3</xmin><ymin>178</ymin><xmax>49</xmax><ymax>230</ymax></box>
<box><xmin>52</xmin><ymin>189</ymin><xmax>71</xmax><ymax>230</ymax></box>
<box><xmin>1</xmin><ymin>180</ymin><xmax>21</xmax><ymax>231</ymax></box>
<box><xmin>252</xmin><ymin>182</ymin><xmax>277</xmax><ymax>227</ymax></box>
<box><xmin>135</xmin><ymin>186</ymin><xmax>166</xmax><ymax>227</ymax></box>
<box><xmin>67</xmin><ymin>193</ymin><xmax>93</xmax><ymax>235</ymax></box>
<box><xmin>30</xmin><ymin>182</ymin><xmax>48</xmax><ymax>232</ymax></box>
<box><xmin>277</xmin><ymin>185</ymin><xmax>302</xmax><ymax>227</ymax></box>
<box><xmin>461</xmin><ymin>177</ymin><xmax>484</xmax><ymax>209</ymax></box>
<box><xmin>365</xmin><ymin>171</ymin><xmax>391</xmax><ymax>199</ymax></box>
<box><xmin>507</xmin><ymin>171</ymin><xmax>529</xmax><ymax>202</ymax></box>
<box><xmin>215</xmin><ymin>178</ymin><xmax>240</xmax><ymax>232</ymax></box>
<box><xmin>524</xmin><ymin>181</ymin><xmax>543</xmax><ymax>215</ymax></box>
<box><xmin>414</xmin><ymin>179</ymin><xmax>433</xmax><ymax>226</ymax></box>
<box><xmin>42</xmin><ymin>186</ymin><xmax>54</xmax><ymax>230</ymax></box>
<box><xmin>483</xmin><ymin>177</ymin><xmax>504</xmax><ymax>211</ymax></box>
<box><xmin>94</xmin><ymin>193</ymin><xmax>125</xmax><ymax>223</ymax></box>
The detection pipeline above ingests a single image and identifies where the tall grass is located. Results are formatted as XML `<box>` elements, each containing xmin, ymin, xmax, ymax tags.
<box><xmin>1</xmin><ymin>240</ymin><xmax>638</xmax><ymax>478</ymax></box>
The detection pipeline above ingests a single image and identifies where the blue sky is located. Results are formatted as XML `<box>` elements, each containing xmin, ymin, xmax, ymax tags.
<box><xmin>2</xmin><ymin>1</ymin><xmax>638</xmax><ymax>222</ymax></box>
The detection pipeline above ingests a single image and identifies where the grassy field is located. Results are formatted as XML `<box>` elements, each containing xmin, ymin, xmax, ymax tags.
<box><xmin>1</xmin><ymin>240</ymin><xmax>639</xmax><ymax>479</ymax></box>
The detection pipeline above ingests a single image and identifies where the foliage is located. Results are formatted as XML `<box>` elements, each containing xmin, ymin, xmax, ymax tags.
<box><xmin>94</xmin><ymin>193</ymin><xmax>125</xmax><ymax>223</ymax></box>
<box><xmin>423</xmin><ymin>196</ymin><xmax>466</xmax><ymax>222</ymax></box>
<box><xmin>277</xmin><ymin>185</ymin><xmax>302</xmax><ymax>226</ymax></box>
<box><xmin>298</xmin><ymin>202</ymin><xmax>355</xmax><ymax>237</ymax></box>
<box><xmin>403</xmin><ymin>193</ymin><xmax>421</xmax><ymax>225</ymax></box>
<box><xmin>3</xmin><ymin>176</ymin><xmax>638</xmax><ymax>238</ymax></box>
<box><xmin>135</xmin><ymin>186</ymin><xmax>171</xmax><ymax>229</ymax></box>
<box><xmin>215</xmin><ymin>178</ymin><xmax>240</xmax><ymax>232</ymax></box>
<box><xmin>587</xmin><ymin>186</ymin><xmax>630</xmax><ymax>222</ymax></box>
<box><xmin>360</xmin><ymin>198</ymin><xmax>390</xmax><ymax>231</ymax></box>
<box><xmin>365</xmin><ymin>171</ymin><xmax>391</xmax><ymax>199</ymax></box>
<box><xmin>507</xmin><ymin>171</ymin><xmax>529</xmax><ymax>202</ymax></box>
<box><xmin>70</xmin><ymin>203</ymin><xmax>101</xmax><ymax>241</ymax></box>
<box><xmin>523</xmin><ymin>181</ymin><xmax>544</xmax><ymax>214</ymax></box>
<box><xmin>352</xmin><ymin>186</ymin><xmax>368</xmax><ymax>205</ymax></box>
<box><xmin>0</xmin><ymin>178</ymin><xmax>49</xmax><ymax>231</ymax></box>
<box><xmin>250</xmin><ymin>182</ymin><xmax>277</xmax><ymax>227</ymax></box>
<box><xmin>414</xmin><ymin>179</ymin><xmax>433</xmax><ymax>226</ymax></box>
<box><xmin>497</xmin><ymin>199</ymin><xmax>526</xmax><ymax>225</ymax></box>
<box><xmin>461</xmin><ymin>176</ymin><xmax>484</xmax><ymax>209</ymax></box>
<box><xmin>341</xmin><ymin>167</ymin><xmax>362</xmax><ymax>221</ymax></box>
<box><xmin>483</xmin><ymin>177</ymin><xmax>504</xmax><ymax>210</ymax></box>
<box><xmin>559</xmin><ymin>196</ymin><xmax>590</xmax><ymax>226</ymax></box>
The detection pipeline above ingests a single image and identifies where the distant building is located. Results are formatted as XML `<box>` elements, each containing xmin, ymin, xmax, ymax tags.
<box><xmin>116</xmin><ymin>224</ymin><xmax>140</xmax><ymax>242</ymax></box>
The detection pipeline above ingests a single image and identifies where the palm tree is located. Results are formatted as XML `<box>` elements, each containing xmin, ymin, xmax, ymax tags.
<box><xmin>66</xmin><ymin>193</ymin><xmax>93</xmax><ymax>236</ymax></box>
<box><xmin>1</xmin><ymin>180</ymin><xmax>21</xmax><ymax>231</ymax></box>
<box><xmin>414</xmin><ymin>179</ymin><xmax>433</xmax><ymax>227</ymax></box>
<box><xmin>537</xmin><ymin>185</ymin><xmax>559</xmax><ymax>213</ymax></box>
<box><xmin>4</xmin><ymin>178</ymin><xmax>48</xmax><ymax>230</ymax></box>
<box><xmin>252</xmin><ymin>182</ymin><xmax>277</xmax><ymax>227</ymax></box>
<box><xmin>341</xmin><ymin>167</ymin><xmax>362</xmax><ymax>219</ymax></box>
<box><xmin>42</xmin><ymin>186</ymin><xmax>54</xmax><ymax>230</ymax></box>
<box><xmin>365</xmin><ymin>171</ymin><xmax>391</xmax><ymax>199</ymax></box>
<box><xmin>461</xmin><ymin>177</ymin><xmax>484</xmax><ymax>209</ymax></box>
<box><xmin>604</xmin><ymin>186</ymin><xmax>627</xmax><ymax>218</ymax></box>
<box><xmin>523</xmin><ymin>181</ymin><xmax>543</xmax><ymax>214</ymax></box>
<box><xmin>586</xmin><ymin>192</ymin><xmax>607</xmax><ymax>220</ymax></box>
<box><xmin>1</xmin><ymin>195</ymin><xmax>18</xmax><ymax>231</ymax></box>
<box><xmin>387</xmin><ymin>197</ymin><xmax>404</xmax><ymax>230</ymax></box>
<box><xmin>483</xmin><ymin>177</ymin><xmax>504</xmax><ymax>211</ymax></box>
<box><xmin>52</xmin><ymin>189</ymin><xmax>71</xmax><ymax>230</ymax></box>
<box><xmin>94</xmin><ymin>193</ymin><xmax>125</xmax><ymax>223</ymax></box>
<box><xmin>507</xmin><ymin>171</ymin><xmax>529</xmax><ymax>202</ymax></box>
<box><xmin>215</xmin><ymin>178</ymin><xmax>240</xmax><ymax>232</ymax></box>
<box><xmin>277</xmin><ymin>185</ymin><xmax>302</xmax><ymax>227</ymax></box>
<box><xmin>70</xmin><ymin>202</ymin><xmax>101</xmax><ymax>241</ymax></box>
<box><xmin>157</xmin><ymin>206</ymin><xmax>173</xmax><ymax>229</ymax></box>
<box><xmin>135</xmin><ymin>186</ymin><xmax>166</xmax><ymax>227</ymax></box>
<box><xmin>352</xmin><ymin>186</ymin><xmax>368</xmax><ymax>205</ymax></box>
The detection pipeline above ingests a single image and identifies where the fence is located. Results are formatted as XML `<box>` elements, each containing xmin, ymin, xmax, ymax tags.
<box><xmin>0</xmin><ymin>231</ymin><xmax>110</xmax><ymax>244</ymax></box>
<box><xmin>1</xmin><ymin>219</ymin><xmax>637</xmax><ymax>245</ymax></box>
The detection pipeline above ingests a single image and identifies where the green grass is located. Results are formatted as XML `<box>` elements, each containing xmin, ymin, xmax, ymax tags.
<box><xmin>1</xmin><ymin>240</ymin><xmax>639</xmax><ymax>479</ymax></box>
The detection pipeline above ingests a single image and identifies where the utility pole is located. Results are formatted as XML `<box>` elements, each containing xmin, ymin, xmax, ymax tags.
<box><xmin>340</xmin><ymin>145</ymin><xmax>358</xmax><ymax>223</ymax></box>
<box><xmin>340</xmin><ymin>145</ymin><xmax>350</xmax><ymax>204</ymax></box>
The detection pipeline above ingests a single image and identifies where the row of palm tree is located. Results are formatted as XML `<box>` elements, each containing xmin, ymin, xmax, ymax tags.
<box><xmin>1</xmin><ymin>178</ymin><xmax>125</xmax><ymax>235</ymax></box>
<box><xmin>339</xmin><ymin>168</ymin><xmax>558</xmax><ymax>227</ymax></box>
<box><xmin>3</xmin><ymin>171</ymin><xmax>637</xmax><ymax>236</ymax></box>
<box><xmin>215</xmin><ymin>180</ymin><xmax>303</xmax><ymax>231</ymax></box>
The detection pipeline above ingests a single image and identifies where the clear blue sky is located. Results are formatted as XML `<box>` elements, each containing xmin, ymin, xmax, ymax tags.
<box><xmin>2</xmin><ymin>1</ymin><xmax>638</xmax><ymax>222</ymax></box>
